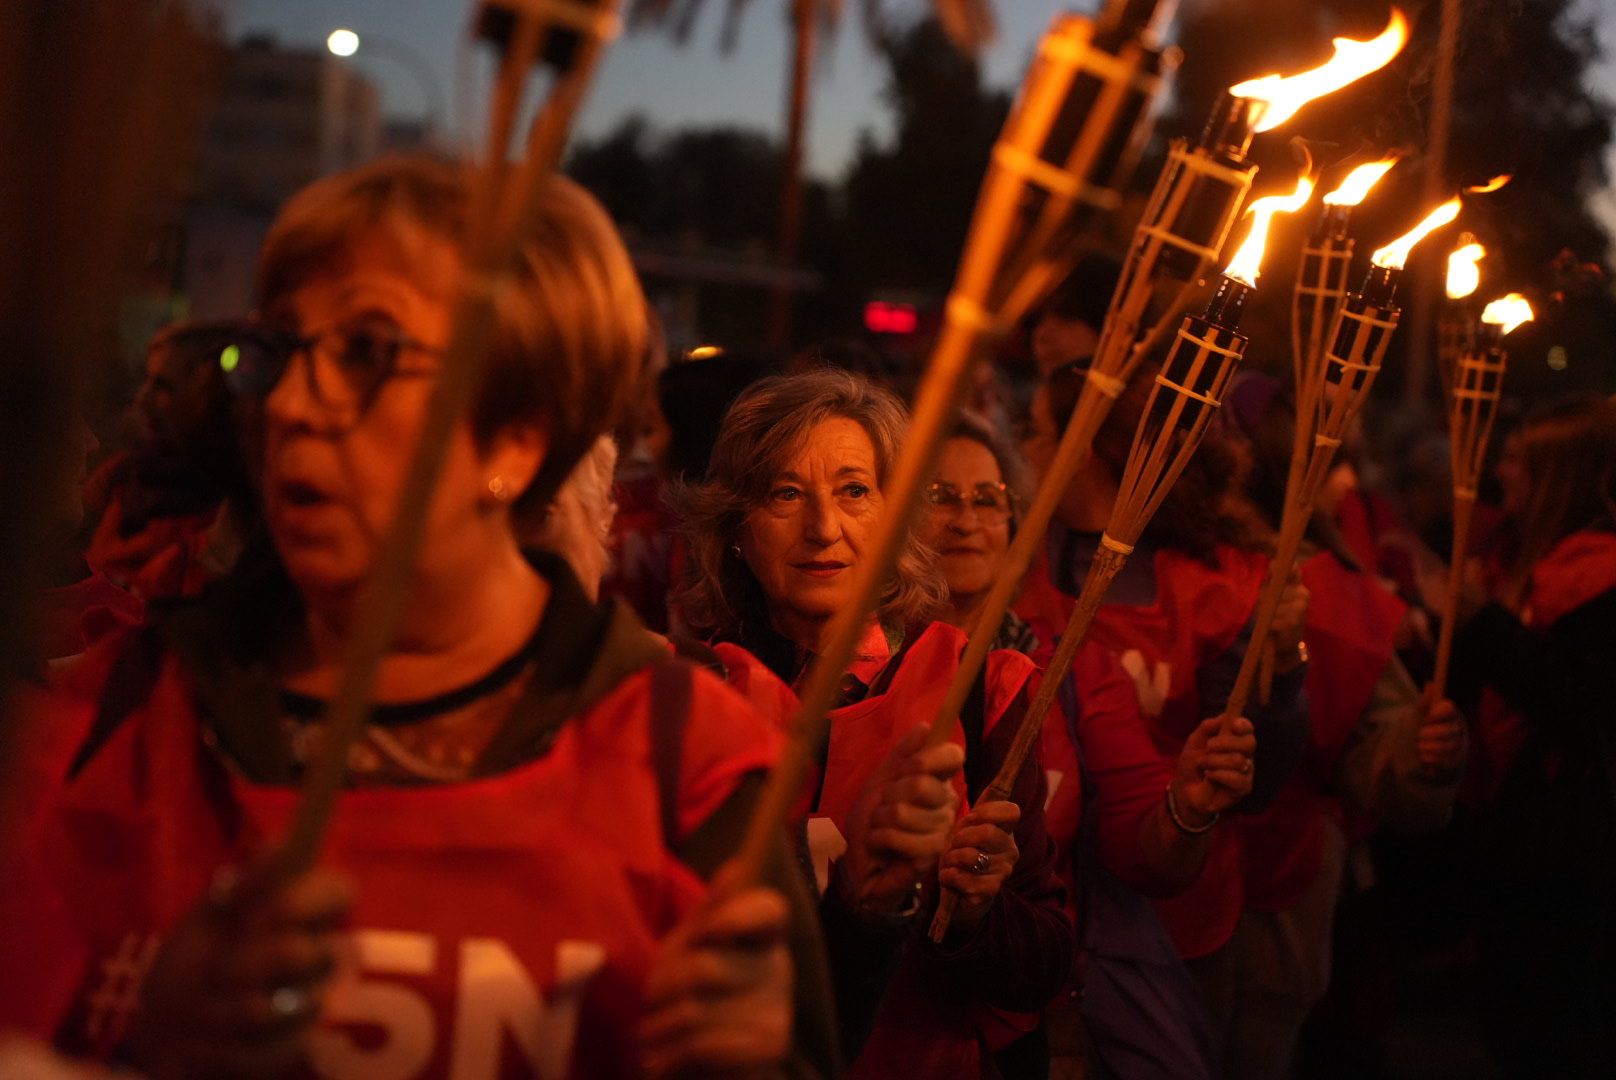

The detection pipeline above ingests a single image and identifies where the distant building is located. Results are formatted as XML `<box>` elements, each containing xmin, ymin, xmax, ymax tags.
<box><xmin>180</xmin><ymin>35</ymin><xmax>384</xmax><ymax>319</ymax></box>
<box><xmin>193</xmin><ymin>34</ymin><xmax>381</xmax><ymax>210</ymax></box>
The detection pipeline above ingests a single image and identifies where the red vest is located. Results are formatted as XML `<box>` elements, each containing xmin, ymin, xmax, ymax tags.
<box><xmin>1238</xmin><ymin>552</ymin><xmax>1405</xmax><ymax>912</ymax></box>
<box><xmin>720</xmin><ymin>623</ymin><xmax>1041</xmax><ymax>1078</ymax></box>
<box><xmin>1017</xmin><ymin>544</ymin><xmax>1265</xmax><ymax>959</ymax></box>
<box><xmin>0</xmin><ymin>645</ymin><xmax>779</xmax><ymax>1079</ymax></box>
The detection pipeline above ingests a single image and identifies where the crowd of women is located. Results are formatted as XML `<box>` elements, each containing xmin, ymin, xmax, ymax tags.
<box><xmin>0</xmin><ymin>152</ymin><xmax>1612</xmax><ymax>1080</ymax></box>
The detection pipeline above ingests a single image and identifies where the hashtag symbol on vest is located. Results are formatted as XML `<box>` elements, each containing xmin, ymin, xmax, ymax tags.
<box><xmin>84</xmin><ymin>933</ymin><xmax>162</xmax><ymax>1047</ymax></box>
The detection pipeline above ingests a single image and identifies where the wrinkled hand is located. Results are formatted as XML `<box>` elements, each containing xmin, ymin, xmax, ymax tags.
<box><xmin>1173</xmin><ymin>715</ymin><xmax>1257</xmax><ymax>822</ymax></box>
<box><xmin>837</xmin><ymin>724</ymin><xmax>963</xmax><ymax>916</ymax></box>
<box><xmin>639</xmin><ymin>867</ymin><xmax>793</xmax><ymax>1080</ymax></box>
<box><xmin>1269</xmin><ymin>570</ymin><xmax>1311</xmax><ymax>672</ymax></box>
<box><xmin>127</xmin><ymin>858</ymin><xmax>351</xmax><ymax>1080</ymax></box>
<box><xmin>1417</xmin><ymin>694</ymin><xmax>1467</xmax><ymax>778</ymax></box>
<box><xmin>936</xmin><ymin>800</ymin><xmax>1020</xmax><ymax>935</ymax></box>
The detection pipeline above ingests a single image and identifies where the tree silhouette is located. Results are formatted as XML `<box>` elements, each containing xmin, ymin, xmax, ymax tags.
<box><xmin>628</xmin><ymin>0</ymin><xmax>997</xmax><ymax>345</ymax></box>
<box><xmin>842</xmin><ymin>18</ymin><xmax>1008</xmax><ymax>295</ymax></box>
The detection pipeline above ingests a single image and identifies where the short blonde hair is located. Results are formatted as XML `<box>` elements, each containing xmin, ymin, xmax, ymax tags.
<box><xmin>256</xmin><ymin>154</ymin><xmax>648</xmax><ymax>509</ymax></box>
<box><xmin>672</xmin><ymin>368</ymin><xmax>946</xmax><ymax>639</ymax></box>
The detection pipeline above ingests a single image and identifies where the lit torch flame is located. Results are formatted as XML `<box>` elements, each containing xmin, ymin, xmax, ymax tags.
<box><xmin>1371</xmin><ymin>196</ymin><xmax>1461</xmax><ymax>269</ymax></box>
<box><xmin>1465</xmin><ymin>174</ymin><xmax>1512</xmax><ymax>194</ymax></box>
<box><xmin>1480</xmin><ymin>293</ymin><xmax>1534</xmax><ymax>335</ymax></box>
<box><xmin>1445</xmin><ymin>239</ymin><xmax>1485</xmax><ymax>300</ymax></box>
<box><xmin>1322</xmin><ymin>158</ymin><xmax>1399</xmax><ymax>207</ymax></box>
<box><xmin>1224</xmin><ymin>173</ymin><xmax>1318</xmax><ymax>288</ymax></box>
<box><xmin>1230</xmin><ymin>8</ymin><xmax>1409</xmax><ymax>133</ymax></box>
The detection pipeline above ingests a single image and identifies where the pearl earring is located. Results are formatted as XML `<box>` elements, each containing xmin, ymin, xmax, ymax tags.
<box><xmin>487</xmin><ymin>476</ymin><xmax>511</xmax><ymax>502</ymax></box>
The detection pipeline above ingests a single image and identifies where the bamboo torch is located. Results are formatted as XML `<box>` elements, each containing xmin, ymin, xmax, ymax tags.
<box><xmin>991</xmin><ymin>0</ymin><xmax>1181</xmax><ymax>326</ymax></box>
<box><xmin>1296</xmin><ymin>160</ymin><xmax>1399</xmax><ymax>395</ymax></box>
<box><xmin>1429</xmin><ymin>292</ymin><xmax>1533</xmax><ymax>695</ymax></box>
<box><xmin>920</xmin><ymin>10</ymin><xmax>1411</xmax><ymax>760</ymax></box>
<box><xmin>928</xmin><ymin>173</ymin><xmax>1317</xmax><ymax>941</ymax></box>
<box><xmin>724</xmin><ymin>0</ymin><xmax>1186</xmax><ymax>885</ymax></box>
<box><xmin>1219</xmin><ymin>194</ymin><xmax>1463</xmax><ymax>729</ymax></box>
<box><xmin>276</xmin><ymin>0</ymin><xmax>625</xmax><ymax>876</ymax></box>
<box><xmin>1266</xmin><ymin>157</ymin><xmax>1399</xmax><ymax>694</ymax></box>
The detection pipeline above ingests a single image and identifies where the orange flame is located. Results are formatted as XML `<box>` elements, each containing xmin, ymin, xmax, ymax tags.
<box><xmin>1465</xmin><ymin>174</ymin><xmax>1512</xmax><ymax>194</ymax></box>
<box><xmin>1322</xmin><ymin>158</ymin><xmax>1399</xmax><ymax>207</ymax></box>
<box><xmin>1371</xmin><ymin>196</ymin><xmax>1461</xmax><ymax>269</ymax></box>
<box><xmin>1445</xmin><ymin>238</ymin><xmax>1485</xmax><ymax>300</ymax></box>
<box><xmin>1481</xmin><ymin>293</ymin><xmax>1534</xmax><ymax>335</ymax></box>
<box><xmin>1230</xmin><ymin>9</ymin><xmax>1409</xmax><ymax>133</ymax></box>
<box><xmin>1224</xmin><ymin>173</ymin><xmax>1318</xmax><ymax>287</ymax></box>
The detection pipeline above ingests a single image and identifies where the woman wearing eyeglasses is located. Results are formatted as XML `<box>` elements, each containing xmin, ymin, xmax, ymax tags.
<box><xmin>919</xmin><ymin>412</ymin><xmax>1041</xmax><ymax>655</ymax></box>
<box><xmin>924</xmin><ymin>415</ymin><xmax>1258</xmax><ymax>1080</ymax></box>
<box><xmin>0</xmin><ymin>156</ymin><xmax>835</xmax><ymax>1079</ymax></box>
<box><xmin>673</xmin><ymin>368</ymin><xmax>1073</xmax><ymax>1078</ymax></box>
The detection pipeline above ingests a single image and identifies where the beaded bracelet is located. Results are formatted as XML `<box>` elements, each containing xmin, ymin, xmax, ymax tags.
<box><xmin>1165</xmin><ymin>781</ymin><xmax>1219</xmax><ymax>835</ymax></box>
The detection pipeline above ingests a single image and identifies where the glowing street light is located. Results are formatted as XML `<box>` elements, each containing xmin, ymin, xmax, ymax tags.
<box><xmin>324</xmin><ymin>26</ymin><xmax>445</xmax><ymax>134</ymax></box>
<box><xmin>326</xmin><ymin>28</ymin><xmax>360</xmax><ymax>57</ymax></box>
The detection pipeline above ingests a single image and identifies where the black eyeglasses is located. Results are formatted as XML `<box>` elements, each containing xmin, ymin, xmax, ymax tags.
<box><xmin>925</xmin><ymin>481</ymin><xmax>1015</xmax><ymax>523</ymax></box>
<box><xmin>218</xmin><ymin>316</ymin><xmax>446</xmax><ymax>421</ymax></box>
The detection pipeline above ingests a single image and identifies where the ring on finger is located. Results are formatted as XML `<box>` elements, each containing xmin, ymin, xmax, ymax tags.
<box><xmin>970</xmin><ymin>851</ymin><xmax>991</xmax><ymax>875</ymax></box>
<box><xmin>1240</xmin><ymin>757</ymin><xmax>1252</xmax><ymax>775</ymax></box>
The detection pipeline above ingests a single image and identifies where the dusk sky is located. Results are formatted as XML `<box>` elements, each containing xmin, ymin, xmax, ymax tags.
<box><xmin>232</xmin><ymin>0</ymin><xmax>1616</xmax><ymax>234</ymax></box>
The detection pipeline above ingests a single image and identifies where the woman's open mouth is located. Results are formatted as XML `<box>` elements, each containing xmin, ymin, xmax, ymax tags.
<box><xmin>279</xmin><ymin>480</ymin><xmax>331</xmax><ymax>507</ymax></box>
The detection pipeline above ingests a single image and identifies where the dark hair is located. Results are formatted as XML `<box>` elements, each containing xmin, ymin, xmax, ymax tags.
<box><xmin>656</xmin><ymin>352</ymin><xmax>772</xmax><ymax>481</ymax></box>
<box><xmin>1500</xmin><ymin>393</ymin><xmax>1616</xmax><ymax>591</ymax></box>
<box><xmin>256</xmin><ymin>154</ymin><xmax>648</xmax><ymax>510</ymax></box>
<box><xmin>1043</xmin><ymin>362</ymin><xmax>1260</xmax><ymax>563</ymax></box>
<box><xmin>1221</xmin><ymin>370</ymin><xmax>1361</xmax><ymax>569</ymax></box>
<box><xmin>671</xmin><ymin>368</ymin><xmax>946</xmax><ymax>639</ymax></box>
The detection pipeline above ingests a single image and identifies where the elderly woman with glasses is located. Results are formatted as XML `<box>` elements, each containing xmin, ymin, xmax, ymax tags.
<box><xmin>919</xmin><ymin>411</ymin><xmax>1041</xmax><ymax>654</ymax></box>
<box><xmin>0</xmin><ymin>156</ymin><xmax>836</xmax><ymax>1079</ymax></box>
<box><xmin>674</xmin><ymin>367</ymin><xmax>1074</xmax><ymax>1077</ymax></box>
<box><xmin>922</xmin><ymin>413</ymin><xmax>1264</xmax><ymax>1079</ymax></box>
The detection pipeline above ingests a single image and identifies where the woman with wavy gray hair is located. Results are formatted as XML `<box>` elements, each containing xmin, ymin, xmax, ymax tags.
<box><xmin>918</xmin><ymin>410</ymin><xmax>1042</xmax><ymax>654</ymax></box>
<box><xmin>674</xmin><ymin>367</ymin><xmax>1073</xmax><ymax>1077</ymax></box>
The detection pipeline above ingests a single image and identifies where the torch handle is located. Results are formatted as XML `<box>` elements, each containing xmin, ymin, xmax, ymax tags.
<box><xmin>927</xmin><ymin>543</ymin><xmax>1131</xmax><ymax>942</ymax></box>
<box><xmin>1219</xmin><ymin>449</ymin><xmax>1331</xmax><ymax>729</ymax></box>
<box><xmin>1429</xmin><ymin>491</ymin><xmax>1477</xmax><ymax>698</ymax></box>
<box><xmin>925</xmin><ymin>776</ymin><xmax>1014</xmax><ymax>944</ymax></box>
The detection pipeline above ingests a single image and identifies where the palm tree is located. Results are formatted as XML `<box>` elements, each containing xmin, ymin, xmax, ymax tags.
<box><xmin>629</xmin><ymin>0</ymin><xmax>997</xmax><ymax>346</ymax></box>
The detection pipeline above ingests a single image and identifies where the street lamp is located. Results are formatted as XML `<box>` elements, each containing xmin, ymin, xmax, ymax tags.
<box><xmin>326</xmin><ymin>28</ymin><xmax>360</xmax><ymax>58</ymax></box>
<box><xmin>325</xmin><ymin>27</ymin><xmax>446</xmax><ymax>137</ymax></box>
